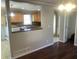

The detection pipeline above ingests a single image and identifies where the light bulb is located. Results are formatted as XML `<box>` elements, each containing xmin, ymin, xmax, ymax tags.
<box><xmin>65</xmin><ymin>3</ymin><xmax>76</xmax><ymax>12</ymax></box>
<box><xmin>58</xmin><ymin>4</ymin><xmax>65</xmax><ymax>11</ymax></box>
<box><xmin>10</xmin><ymin>12</ymin><xmax>15</xmax><ymax>16</ymax></box>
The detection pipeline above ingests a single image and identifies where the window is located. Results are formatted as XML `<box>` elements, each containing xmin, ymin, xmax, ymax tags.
<box><xmin>53</xmin><ymin>15</ymin><xmax>56</xmax><ymax>34</ymax></box>
<box><xmin>24</xmin><ymin>14</ymin><xmax>32</xmax><ymax>25</ymax></box>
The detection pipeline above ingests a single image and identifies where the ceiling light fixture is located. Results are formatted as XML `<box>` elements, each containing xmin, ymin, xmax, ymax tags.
<box><xmin>65</xmin><ymin>3</ymin><xmax>76</xmax><ymax>12</ymax></box>
<box><xmin>10</xmin><ymin>12</ymin><xmax>15</xmax><ymax>17</ymax></box>
<box><xmin>58</xmin><ymin>4</ymin><xmax>65</xmax><ymax>11</ymax></box>
<box><xmin>58</xmin><ymin>3</ymin><xmax>76</xmax><ymax>12</ymax></box>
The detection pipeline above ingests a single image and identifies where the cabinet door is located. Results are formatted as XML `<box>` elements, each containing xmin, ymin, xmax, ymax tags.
<box><xmin>32</xmin><ymin>11</ymin><xmax>41</xmax><ymax>22</ymax></box>
<box><xmin>10</xmin><ymin>13</ymin><xmax>23</xmax><ymax>23</ymax></box>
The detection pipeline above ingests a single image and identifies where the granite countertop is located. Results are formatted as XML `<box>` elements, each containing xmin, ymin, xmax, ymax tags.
<box><xmin>11</xmin><ymin>26</ymin><xmax>42</xmax><ymax>33</ymax></box>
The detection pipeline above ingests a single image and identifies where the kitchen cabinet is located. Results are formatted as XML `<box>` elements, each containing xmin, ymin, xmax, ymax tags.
<box><xmin>10</xmin><ymin>13</ymin><xmax>23</xmax><ymax>23</ymax></box>
<box><xmin>32</xmin><ymin>11</ymin><xmax>41</xmax><ymax>22</ymax></box>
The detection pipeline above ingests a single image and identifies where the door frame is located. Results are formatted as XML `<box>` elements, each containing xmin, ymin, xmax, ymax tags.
<box><xmin>5</xmin><ymin>0</ymin><xmax>13</xmax><ymax>58</ymax></box>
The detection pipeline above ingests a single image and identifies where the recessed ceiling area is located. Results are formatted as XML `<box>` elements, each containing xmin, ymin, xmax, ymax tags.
<box><xmin>12</xmin><ymin>0</ymin><xmax>58</xmax><ymax>6</ymax></box>
<box><xmin>1</xmin><ymin>0</ymin><xmax>76</xmax><ymax>8</ymax></box>
<box><xmin>1</xmin><ymin>0</ymin><xmax>76</xmax><ymax>13</ymax></box>
<box><xmin>1</xmin><ymin>0</ymin><xmax>42</xmax><ymax>14</ymax></box>
<box><xmin>10</xmin><ymin>1</ymin><xmax>41</xmax><ymax>11</ymax></box>
<box><xmin>11</xmin><ymin>0</ymin><xmax>76</xmax><ymax>6</ymax></box>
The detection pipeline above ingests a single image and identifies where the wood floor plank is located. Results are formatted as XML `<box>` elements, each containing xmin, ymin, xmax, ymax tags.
<box><xmin>17</xmin><ymin>41</ymin><xmax>77</xmax><ymax>59</ymax></box>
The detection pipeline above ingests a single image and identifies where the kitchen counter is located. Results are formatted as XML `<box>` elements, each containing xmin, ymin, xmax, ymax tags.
<box><xmin>11</xmin><ymin>27</ymin><xmax>42</xmax><ymax>33</ymax></box>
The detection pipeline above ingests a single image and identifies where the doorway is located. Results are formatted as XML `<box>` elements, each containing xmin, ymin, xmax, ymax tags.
<box><xmin>67</xmin><ymin>11</ymin><xmax>77</xmax><ymax>44</ymax></box>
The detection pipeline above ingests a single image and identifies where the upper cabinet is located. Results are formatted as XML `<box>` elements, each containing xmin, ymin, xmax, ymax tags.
<box><xmin>32</xmin><ymin>11</ymin><xmax>41</xmax><ymax>22</ymax></box>
<box><xmin>10</xmin><ymin>13</ymin><xmax>23</xmax><ymax>23</ymax></box>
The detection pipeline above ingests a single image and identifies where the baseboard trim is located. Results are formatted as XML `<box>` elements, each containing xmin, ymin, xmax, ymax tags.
<box><xmin>13</xmin><ymin>42</ymin><xmax>54</xmax><ymax>59</ymax></box>
<box><xmin>12</xmin><ymin>38</ymin><xmax>64</xmax><ymax>59</ymax></box>
<box><xmin>59</xmin><ymin>40</ymin><xmax>66</xmax><ymax>43</ymax></box>
<box><xmin>53</xmin><ymin>37</ymin><xmax>65</xmax><ymax>43</ymax></box>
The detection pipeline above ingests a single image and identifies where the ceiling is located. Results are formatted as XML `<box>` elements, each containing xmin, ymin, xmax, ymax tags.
<box><xmin>12</xmin><ymin>0</ymin><xmax>76</xmax><ymax>6</ymax></box>
<box><xmin>1</xmin><ymin>0</ymin><xmax>76</xmax><ymax>14</ymax></box>
<box><xmin>1</xmin><ymin>0</ymin><xmax>76</xmax><ymax>8</ymax></box>
<box><xmin>10</xmin><ymin>1</ymin><xmax>41</xmax><ymax>11</ymax></box>
<box><xmin>1</xmin><ymin>0</ymin><xmax>59</xmax><ymax>8</ymax></box>
<box><xmin>11</xmin><ymin>0</ymin><xmax>58</xmax><ymax>7</ymax></box>
<box><xmin>1</xmin><ymin>0</ymin><xmax>41</xmax><ymax>14</ymax></box>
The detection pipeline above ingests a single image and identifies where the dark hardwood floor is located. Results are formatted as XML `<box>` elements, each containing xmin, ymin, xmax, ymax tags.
<box><xmin>17</xmin><ymin>41</ymin><xmax>77</xmax><ymax>59</ymax></box>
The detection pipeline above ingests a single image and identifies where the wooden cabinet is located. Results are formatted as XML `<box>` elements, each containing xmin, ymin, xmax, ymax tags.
<box><xmin>10</xmin><ymin>13</ymin><xmax>23</xmax><ymax>23</ymax></box>
<box><xmin>32</xmin><ymin>11</ymin><xmax>41</xmax><ymax>22</ymax></box>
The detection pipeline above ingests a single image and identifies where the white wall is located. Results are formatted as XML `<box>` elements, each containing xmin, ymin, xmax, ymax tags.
<box><xmin>58</xmin><ymin>12</ymin><xmax>65</xmax><ymax>42</ymax></box>
<box><xmin>68</xmin><ymin>12</ymin><xmax>76</xmax><ymax>39</ymax></box>
<box><xmin>10</xmin><ymin>5</ymin><xmax>55</xmax><ymax>58</ymax></box>
<box><xmin>59</xmin><ymin>11</ymin><xmax>76</xmax><ymax>42</ymax></box>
